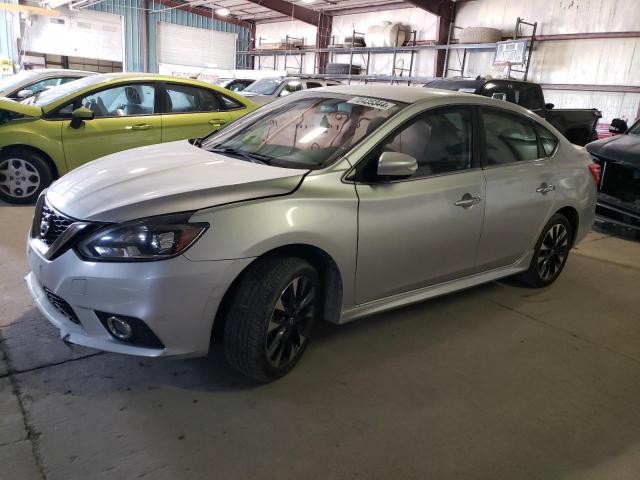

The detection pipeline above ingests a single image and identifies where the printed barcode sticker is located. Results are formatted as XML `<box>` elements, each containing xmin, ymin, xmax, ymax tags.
<box><xmin>347</xmin><ymin>97</ymin><xmax>396</xmax><ymax>111</ymax></box>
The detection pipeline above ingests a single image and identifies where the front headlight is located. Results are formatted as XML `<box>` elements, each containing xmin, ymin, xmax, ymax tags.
<box><xmin>77</xmin><ymin>213</ymin><xmax>208</xmax><ymax>261</ymax></box>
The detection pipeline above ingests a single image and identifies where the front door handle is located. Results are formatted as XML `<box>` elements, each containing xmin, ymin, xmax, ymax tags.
<box><xmin>126</xmin><ymin>124</ymin><xmax>151</xmax><ymax>131</ymax></box>
<box><xmin>455</xmin><ymin>193</ymin><xmax>482</xmax><ymax>209</ymax></box>
<box><xmin>209</xmin><ymin>119</ymin><xmax>227</xmax><ymax>127</ymax></box>
<box><xmin>536</xmin><ymin>183</ymin><xmax>555</xmax><ymax>194</ymax></box>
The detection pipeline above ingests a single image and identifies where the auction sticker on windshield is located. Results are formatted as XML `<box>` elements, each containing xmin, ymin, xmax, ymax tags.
<box><xmin>347</xmin><ymin>97</ymin><xmax>396</xmax><ymax>111</ymax></box>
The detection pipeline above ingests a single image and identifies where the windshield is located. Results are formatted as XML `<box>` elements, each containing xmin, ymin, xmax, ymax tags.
<box><xmin>20</xmin><ymin>75</ymin><xmax>107</xmax><ymax>107</ymax></box>
<box><xmin>243</xmin><ymin>78</ymin><xmax>282</xmax><ymax>95</ymax></box>
<box><xmin>202</xmin><ymin>93</ymin><xmax>407</xmax><ymax>170</ymax></box>
<box><xmin>628</xmin><ymin>120</ymin><xmax>640</xmax><ymax>135</ymax></box>
<box><xmin>214</xmin><ymin>79</ymin><xmax>231</xmax><ymax>86</ymax></box>
<box><xmin>0</xmin><ymin>71</ymin><xmax>39</xmax><ymax>95</ymax></box>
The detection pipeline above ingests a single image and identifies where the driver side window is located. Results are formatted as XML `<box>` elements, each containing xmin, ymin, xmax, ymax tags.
<box><xmin>359</xmin><ymin>107</ymin><xmax>473</xmax><ymax>181</ymax></box>
<box><xmin>80</xmin><ymin>84</ymin><xmax>156</xmax><ymax>118</ymax></box>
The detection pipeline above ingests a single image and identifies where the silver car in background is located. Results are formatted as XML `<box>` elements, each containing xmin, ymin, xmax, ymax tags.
<box><xmin>238</xmin><ymin>76</ymin><xmax>341</xmax><ymax>105</ymax></box>
<box><xmin>0</xmin><ymin>68</ymin><xmax>94</xmax><ymax>100</ymax></box>
<box><xmin>26</xmin><ymin>86</ymin><xmax>597</xmax><ymax>381</ymax></box>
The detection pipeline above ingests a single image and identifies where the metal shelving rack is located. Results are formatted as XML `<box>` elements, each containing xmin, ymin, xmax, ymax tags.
<box><xmin>254</xmin><ymin>35</ymin><xmax>306</xmax><ymax>74</ymax></box>
<box><xmin>443</xmin><ymin>17</ymin><xmax>537</xmax><ymax>80</ymax></box>
<box><xmin>238</xmin><ymin>37</ymin><xmax>497</xmax><ymax>84</ymax></box>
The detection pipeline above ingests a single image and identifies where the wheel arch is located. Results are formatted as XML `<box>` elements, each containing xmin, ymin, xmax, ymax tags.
<box><xmin>556</xmin><ymin>205</ymin><xmax>579</xmax><ymax>246</ymax></box>
<box><xmin>1</xmin><ymin>144</ymin><xmax>60</xmax><ymax>180</ymax></box>
<box><xmin>211</xmin><ymin>243</ymin><xmax>344</xmax><ymax>344</ymax></box>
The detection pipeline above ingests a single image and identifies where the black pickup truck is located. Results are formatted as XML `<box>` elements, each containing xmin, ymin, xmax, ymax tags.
<box><xmin>426</xmin><ymin>77</ymin><xmax>602</xmax><ymax>146</ymax></box>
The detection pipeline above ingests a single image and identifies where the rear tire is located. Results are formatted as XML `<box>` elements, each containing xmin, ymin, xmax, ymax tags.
<box><xmin>518</xmin><ymin>213</ymin><xmax>573</xmax><ymax>288</ymax></box>
<box><xmin>0</xmin><ymin>148</ymin><xmax>53</xmax><ymax>204</ymax></box>
<box><xmin>223</xmin><ymin>256</ymin><xmax>321</xmax><ymax>382</ymax></box>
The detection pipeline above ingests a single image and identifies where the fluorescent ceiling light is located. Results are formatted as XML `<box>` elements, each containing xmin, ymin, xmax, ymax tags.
<box><xmin>215</xmin><ymin>7</ymin><xmax>230</xmax><ymax>16</ymax></box>
<box><xmin>301</xmin><ymin>0</ymin><xmax>316</xmax><ymax>3</ymax></box>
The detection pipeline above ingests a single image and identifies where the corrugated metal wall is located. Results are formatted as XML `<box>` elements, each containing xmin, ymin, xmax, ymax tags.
<box><xmin>146</xmin><ymin>0</ymin><xmax>250</xmax><ymax>71</ymax></box>
<box><xmin>89</xmin><ymin>0</ymin><xmax>250</xmax><ymax>72</ymax></box>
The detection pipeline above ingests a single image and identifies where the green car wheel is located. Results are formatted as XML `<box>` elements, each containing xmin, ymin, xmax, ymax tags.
<box><xmin>0</xmin><ymin>148</ymin><xmax>53</xmax><ymax>204</ymax></box>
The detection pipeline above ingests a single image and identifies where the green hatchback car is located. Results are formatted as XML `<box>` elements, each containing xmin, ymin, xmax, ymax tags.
<box><xmin>0</xmin><ymin>73</ymin><xmax>258</xmax><ymax>203</ymax></box>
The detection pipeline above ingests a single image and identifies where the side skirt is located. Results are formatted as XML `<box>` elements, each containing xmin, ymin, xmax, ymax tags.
<box><xmin>339</xmin><ymin>252</ymin><xmax>533</xmax><ymax>324</ymax></box>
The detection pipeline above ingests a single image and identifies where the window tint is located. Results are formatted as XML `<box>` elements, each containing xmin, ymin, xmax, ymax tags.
<box><xmin>535</xmin><ymin>123</ymin><xmax>559</xmax><ymax>156</ymax></box>
<box><xmin>218</xmin><ymin>93</ymin><xmax>243</xmax><ymax>110</ymax></box>
<box><xmin>27</xmin><ymin>77</ymin><xmax>65</xmax><ymax>94</ymax></box>
<box><xmin>166</xmin><ymin>84</ymin><xmax>220</xmax><ymax>113</ymax></box>
<box><xmin>373</xmin><ymin>108</ymin><xmax>472</xmax><ymax>179</ymax></box>
<box><xmin>482</xmin><ymin>109</ymin><xmax>539</xmax><ymax>165</ymax></box>
<box><xmin>280</xmin><ymin>81</ymin><xmax>303</xmax><ymax>96</ymax></box>
<box><xmin>80</xmin><ymin>84</ymin><xmax>155</xmax><ymax>118</ymax></box>
<box><xmin>515</xmin><ymin>84</ymin><xmax>543</xmax><ymax>110</ymax></box>
<box><xmin>306</xmin><ymin>82</ymin><xmax>322</xmax><ymax>89</ymax></box>
<box><xmin>226</xmin><ymin>80</ymin><xmax>246</xmax><ymax>92</ymax></box>
<box><xmin>481</xmin><ymin>82</ymin><xmax>515</xmax><ymax>103</ymax></box>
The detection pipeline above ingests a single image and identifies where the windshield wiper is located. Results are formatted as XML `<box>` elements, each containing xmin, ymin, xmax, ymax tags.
<box><xmin>209</xmin><ymin>147</ymin><xmax>273</xmax><ymax>165</ymax></box>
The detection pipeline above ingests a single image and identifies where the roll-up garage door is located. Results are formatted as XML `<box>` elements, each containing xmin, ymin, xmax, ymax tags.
<box><xmin>24</xmin><ymin>10</ymin><xmax>123</xmax><ymax>62</ymax></box>
<box><xmin>157</xmin><ymin>22</ymin><xmax>236</xmax><ymax>69</ymax></box>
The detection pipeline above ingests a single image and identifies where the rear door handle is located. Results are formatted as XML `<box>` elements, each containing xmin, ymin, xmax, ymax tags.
<box><xmin>536</xmin><ymin>183</ymin><xmax>555</xmax><ymax>194</ymax></box>
<box><xmin>209</xmin><ymin>119</ymin><xmax>227</xmax><ymax>126</ymax></box>
<box><xmin>455</xmin><ymin>194</ymin><xmax>482</xmax><ymax>208</ymax></box>
<box><xmin>126</xmin><ymin>124</ymin><xmax>151</xmax><ymax>131</ymax></box>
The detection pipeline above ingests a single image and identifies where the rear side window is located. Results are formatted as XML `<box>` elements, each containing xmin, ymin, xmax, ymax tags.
<box><xmin>515</xmin><ymin>84</ymin><xmax>544</xmax><ymax>110</ymax></box>
<box><xmin>218</xmin><ymin>93</ymin><xmax>244</xmax><ymax>110</ymax></box>
<box><xmin>306</xmin><ymin>82</ymin><xmax>323</xmax><ymax>89</ymax></box>
<box><xmin>165</xmin><ymin>84</ymin><xmax>220</xmax><ymax>113</ymax></box>
<box><xmin>481</xmin><ymin>82</ymin><xmax>515</xmax><ymax>103</ymax></box>
<box><xmin>482</xmin><ymin>109</ymin><xmax>539</xmax><ymax>165</ymax></box>
<box><xmin>535</xmin><ymin>123</ymin><xmax>559</xmax><ymax>156</ymax></box>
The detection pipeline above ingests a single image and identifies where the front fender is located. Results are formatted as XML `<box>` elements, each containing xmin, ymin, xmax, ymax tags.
<box><xmin>0</xmin><ymin>119</ymin><xmax>66</xmax><ymax>174</ymax></box>
<box><xmin>185</xmin><ymin>171</ymin><xmax>359</xmax><ymax>308</ymax></box>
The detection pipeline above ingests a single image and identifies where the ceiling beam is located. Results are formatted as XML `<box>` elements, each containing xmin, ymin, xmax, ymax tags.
<box><xmin>244</xmin><ymin>0</ymin><xmax>325</xmax><ymax>26</ymax></box>
<box><xmin>0</xmin><ymin>2</ymin><xmax>60</xmax><ymax>16</ymax></box>
<box><xmin>404</xmin><ymin>0</ymin><xmax>453</xmax><ymax>20</ymax></box>
<box><xmin>150</xmin><ymin>0</ymin><xmax>254</xmax><ymax>29</ymax></box>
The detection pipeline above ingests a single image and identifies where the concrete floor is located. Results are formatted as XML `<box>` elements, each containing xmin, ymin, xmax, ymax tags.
<box><xmin>1</xmin><ymin>204</ymin><xmax>640</xmax><ymax>480</ymax></box>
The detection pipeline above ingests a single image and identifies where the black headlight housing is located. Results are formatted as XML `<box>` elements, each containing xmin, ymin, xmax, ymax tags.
<box><xmin>76</xmin><ymin>212</ymin><xmax>209</xmax><ymax>262</ymax></box>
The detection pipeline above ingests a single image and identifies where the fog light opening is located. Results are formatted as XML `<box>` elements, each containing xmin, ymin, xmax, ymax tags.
<box><xmin>106</xmin><ymin>316</ymin><xmax>133</xmax><ymax>340</ymax></box>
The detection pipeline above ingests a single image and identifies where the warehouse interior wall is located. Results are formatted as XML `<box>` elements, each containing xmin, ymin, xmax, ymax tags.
<box><xmin>454</xmin><ymin>0</ymin><xmax>640</xmax><ymax>123</ymax></box>
<box><xmin>89</xmin><ymin>0</ymin><xmax>250</xmax><ymax>72</ymax></box>
<box><xmin>254</xmin><ymin>7</ymin><xmax>438</xmax><ymax>77</ymax></box>
<box><xmin>0</xmin><ymin>0</ymin><xmax>20</xmax><ymax>73</ymax></box>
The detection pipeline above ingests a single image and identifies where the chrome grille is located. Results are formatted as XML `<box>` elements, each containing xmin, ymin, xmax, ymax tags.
<box><xmin>42</xmin><ymin>286</ymin><xmax>80</xmax><ymax>324</ymax></box>
<box><xmin>37</xmin><ymin>201</ymin><xmax>74</xmax><ymax>246</ymax></box>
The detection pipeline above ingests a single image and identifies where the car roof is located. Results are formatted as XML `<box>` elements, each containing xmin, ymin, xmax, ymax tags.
<box><xmin>319</xmin><ymin>84</ymin><xmax>479</xmax><ymax>104</ymax></box>
<box><xmin>71</xmin><ymin>72</ymin><xmax>225</xmax><ymax>89</ymax></box>
<box><xmin>24</xmin><ymin>68</ymin><xmax>94</xmax><ymax>76</ymax></box>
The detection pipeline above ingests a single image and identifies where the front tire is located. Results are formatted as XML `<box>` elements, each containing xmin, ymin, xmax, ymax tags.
<box><xmin>0</xmin><ymin>148</ymin><xmax>53</xmax><ymax>204</ymax></box>
<box><xmin>223</xmin><ymin>256</ymin><xmax>320</xmax><ymax>381</ymax></box>
<box><xmin>518</xmin><ymin>213</ymin><xmax>573</xmax><ymax>288</ymax></box>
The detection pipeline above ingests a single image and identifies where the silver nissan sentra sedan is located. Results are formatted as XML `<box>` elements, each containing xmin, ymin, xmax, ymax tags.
<box><xmin>25</xmin><ymin>85</ymin><xmax>598</xmax><ymax>381</ymax></box>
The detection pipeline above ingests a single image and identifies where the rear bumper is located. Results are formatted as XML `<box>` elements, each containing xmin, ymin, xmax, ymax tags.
<box><xmin>26</xmin><ymin>240</ymin><xmax>253</xmax><ymax>358</ymax></box>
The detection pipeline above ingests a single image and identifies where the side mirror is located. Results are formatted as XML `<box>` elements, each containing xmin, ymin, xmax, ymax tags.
<box><xmin>545</xmin><ymin>103</ymin><xmax>555</xmax><ymax>110</ymax></box>
<box><xmin>609</xmin><ymin>118</ymin><xmax>628</xmax><ymax>135</ymax></box>
<box><xmin>377</xmin><ymin>151</ymin><xmax>417</xmax><ymax>178</ymax></box>
<box><xmin>491</xmin><ymin>93</ymin><xmax>507</xmax><ymax>101</ymax></box>
<box><xmin>70</xmin><ymin>107</ymin><xmax>94</xmax><ymax>129</ymax></box>
<box><xmin>17</xmin><ymin>89</ymin><xmax>34</xmax><ymax>99</ymax></box>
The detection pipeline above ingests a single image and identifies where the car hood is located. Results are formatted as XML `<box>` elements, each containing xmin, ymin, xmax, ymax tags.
<box><xmin>587</xmin><ymin>134</ymin><xmax>640</xmax><ymax>166</ymax></box>
<box><xmin>46</xmin><ymin>141</ymin><xmax>309</xmax><ymax>222</ymax></box>
<box><xmin>0</xmin><ymin>97</ymin><xmax>42</xmax><ymax>117</ymax></box>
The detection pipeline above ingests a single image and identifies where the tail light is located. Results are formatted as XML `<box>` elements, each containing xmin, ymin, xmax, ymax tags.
<box><xmin>588</xmin><ymin>162</ymin><xmax>601</xmax><ymax>185</ymax></box>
